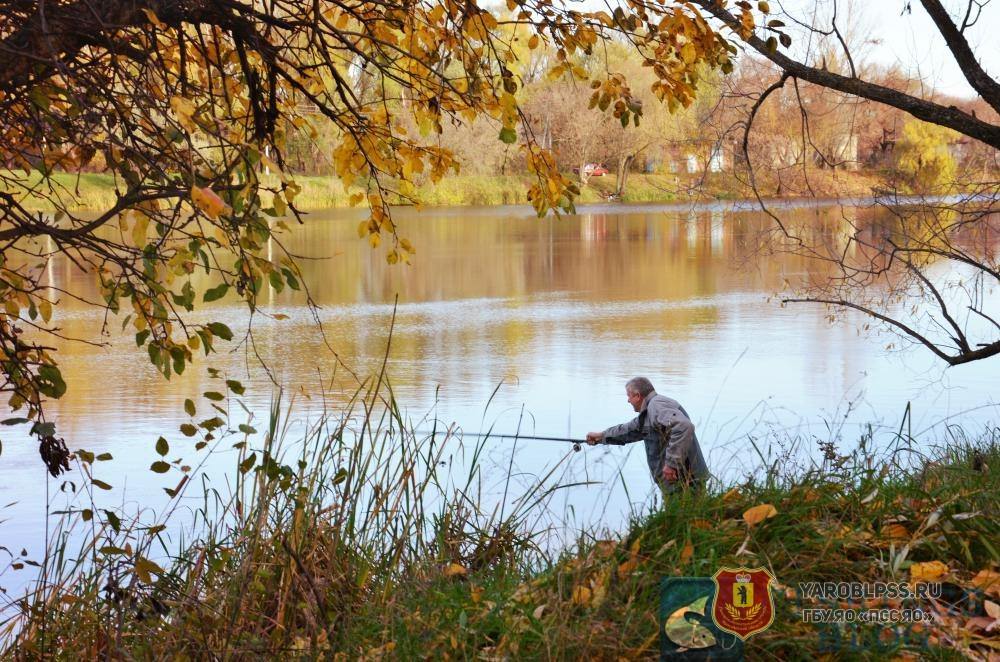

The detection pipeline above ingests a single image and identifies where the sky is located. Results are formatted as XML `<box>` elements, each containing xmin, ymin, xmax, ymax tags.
<box><xmin>774</xmin><ymin>0</ymin><xmax>999</xmax><ymax>99</ymax></box>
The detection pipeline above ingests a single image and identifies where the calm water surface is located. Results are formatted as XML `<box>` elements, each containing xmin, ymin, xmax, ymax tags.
<box><xmin>1</xmin><ymin>202</ymin><xmax>997</xmax><ymax>593</ymax></box>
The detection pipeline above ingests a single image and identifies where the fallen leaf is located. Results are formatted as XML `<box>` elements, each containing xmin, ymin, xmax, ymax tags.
<box><xmin>965</xmin><ymin>616</ymin><xmax>998</xmax><ymax>633</ymax></box>
<box><xmin>618</xmin><ymin>558</ymin><xmax>638</xmax><ymax>576</ymax></box>
<box><xmin>910</xmin><ymin>560</ymin><xmax>948</xmax><ymax>583</ymax></box>
<box><xmin>986</xmin><ymin>600</ymin><xmax>1000</xmax><ymax>621</ymax></box>
<box><xmin>743</xmin><ymin>504</ymin><xmax>778</xmax><ymax>527</ymax></box>
<box><xmin>691</xmin><ymin>519</ymin><xmax>713</xmax><ymax>530</ymax></box>
<box><xmin>972</xmin><ymin>570</ymin><xmax>1000</xmax><ymax>598</ymax></box>
<box><xmin>532</xmin><ymin>604</ymin><xmax>546</xmax><ymax>619</ymax></box>
<box><xmin>444</xmin><ymin>563</ymin><xmax>467</xmax><ymax>577</ymax></box>
<box><xmin>571</xmin><ymin>585</ymin><xmax>592</xmax><ymax>605</ymax></box>
<box><xmin>883</xmin><ymin>523</ymin><xmax>909</xmax><ymax>541</ymax></box>
<box><xmin>680</xmin><ymin>541</ymin><xmax>694</xmax><ymax>565</ymax></box>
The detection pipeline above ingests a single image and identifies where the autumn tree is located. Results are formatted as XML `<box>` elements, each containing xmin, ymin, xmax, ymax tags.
<box><xmin>895</xmin><ymin>119</ymin><xmax>958</xmax><ymax>190</ymax></box>
<box><xmin>0</xmin><ymin>0</ymin><xmax>744</xmax><ymax>471</ymax></box>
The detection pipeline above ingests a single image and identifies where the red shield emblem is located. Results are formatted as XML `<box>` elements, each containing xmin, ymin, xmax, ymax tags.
<box><xmin>711</xmin><ymin>567</ymin><xmax>776</xmax><ymax>640</ymax></box>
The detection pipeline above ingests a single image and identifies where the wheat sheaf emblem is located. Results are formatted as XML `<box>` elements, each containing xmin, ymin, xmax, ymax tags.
<box><xmin>724</xmin><ymin>600</ymin><xmax>763</xmax><ymax>621</ymax></box>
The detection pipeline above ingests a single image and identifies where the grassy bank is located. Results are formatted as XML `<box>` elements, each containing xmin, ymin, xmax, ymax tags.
<box><xmin>5</xmin><ymin>167</ymin><xmax>891</xmax><ymax>213</ymax></box>
<box><xmin>2</xmin><ymin>387</ymin><xmax>997</xmax><ymax>659</ymax></box>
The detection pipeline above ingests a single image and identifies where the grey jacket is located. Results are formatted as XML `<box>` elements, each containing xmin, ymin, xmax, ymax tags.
<box><xmin>602</xmin><ymin>392</ymin><xmax>708</xmax><ymax>487</ymax></box>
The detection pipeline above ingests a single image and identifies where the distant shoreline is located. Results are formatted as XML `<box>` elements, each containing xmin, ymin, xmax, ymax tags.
<box><xmin>7</xmin><ymin>168</ymin><xmax>975</xmax><ymax>214</ymax></box>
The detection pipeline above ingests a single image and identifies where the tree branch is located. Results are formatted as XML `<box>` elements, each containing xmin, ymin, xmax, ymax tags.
<box><xmin>918</xmin><ymin>0</ymin><xmax>1000</xmax><ymax>115</ymax></box>
<box><xmin>691</xmin><ymin>0</ymin><xmax>1000</xmax><ymax>150</ymax></box>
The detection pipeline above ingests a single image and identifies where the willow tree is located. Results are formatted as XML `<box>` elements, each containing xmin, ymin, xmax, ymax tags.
<box><xmin>0</xmin><ymin>0</ymin><xmax>754</xmax><ymax>472</ymax></box>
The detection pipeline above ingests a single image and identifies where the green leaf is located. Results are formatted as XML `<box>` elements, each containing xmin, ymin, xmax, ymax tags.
<box><xmin>203</xmin><ymin>283</ymin><xmax>229</xmax><ymax>302</ymax></box>
<box><xmin>31</xmin><ymin>421</ymin><xmax>56</xmax><ymax>437</ymax></box>
<box><xmin>81</xmin><ymin>508</ymin><xmax>93</xmax><ymax>522</ymax></box>
<box><xmin>103</xmin><ymin>510</ymin><xmax>121</xmax><ymax>533</ymax></box>
<box><xmin>238</xmin><ymin>424</ymin><xmax>257</xmax><ymax>434</ymax></box>
<box><xmin>150</xmin><ymin>461</ymin><xmax>171</xmax><ymax>473</ymax></box>
<box><xmin>204</xmin><ymin>391</ymin><xmax>225</xmax><ymax>402</ymax></box>
<box><xmin>184</xmin><ymin>399</ymin><xmax>196</xmax><ymax>416</ymax></box>
<box><xmin>96</xmin><ymin>453</ymin><xmax>113</xmax><ymax>461</ymax></box>
<box><xmin>92</xmin><ymin>479</ymin><xmax>112</xmax><ymax>491</ymax></box>
<box><xmin>134</xmin><ymin>556</ymin><xmax>165</xmax><ymax>583</ymax></box>
<box><xmin>206</xmin><ymin>322</ymin><xmax>233</xmax><ymax>341</ymax></box>
<box><xmin>199</xmin><ymin>416</ymin><xmax>224</xmax><ymax>431</ymax></box>
<box><xmin>498</xmin><ymin>127</ymin><xmax>517</xmax><ymax>144</ymax></box>
<box><xmin>180</xmin><ymin>423</ymin><xmax>198</xmax><ymax>437</ymax></box>
<box><xmin>156</xmin><ymin>436</ymin><xmax>169</xmax><ymax>456</ymax></box>
<box><xmin>225</xmin><ymin>380</ymin><xmax>245</xmax><ymax>395</ymax></box>
<box><xmin>2</xmin><ymin>417</ymin><xmax>30</xmax><ymax>426</ymax></box>
<box><xmin>36</xmin><ymin>365</ymin><xmax>67</xmax><ymax>399</ymax></box>
<box><xmin>239</xmin><ymin>452</ymin><xmax>257</xmax><ymax>474</ymax></box>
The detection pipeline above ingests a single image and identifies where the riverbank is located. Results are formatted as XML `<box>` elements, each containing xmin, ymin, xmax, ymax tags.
<box><xmin>4</xmin><ymin>398</ymin><xmax>997</xmax><ymax>659</ymax></box>
<box><xmin>6</xmin><ymin>167</ymin><xmax>889</xmax><ymax>212</ymax></box>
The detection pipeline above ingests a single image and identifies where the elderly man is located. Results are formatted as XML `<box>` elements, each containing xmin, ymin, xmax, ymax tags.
<box><xmin>587</xmin><ymin>377</ymin><xmax>708</xmax><ymax>493</ymax></box>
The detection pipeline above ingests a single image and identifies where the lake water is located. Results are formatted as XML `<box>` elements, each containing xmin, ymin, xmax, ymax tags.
<box><xmin>1</xmin><ymin>201</ymin><xmax>998</xmax><ymax>595</ymax></box>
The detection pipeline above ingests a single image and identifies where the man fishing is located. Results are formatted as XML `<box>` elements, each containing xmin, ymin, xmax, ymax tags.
<box><xmin>586</xmin><ymin>377</ymin><xmax>708</xmax><ymax>494</ymax></box>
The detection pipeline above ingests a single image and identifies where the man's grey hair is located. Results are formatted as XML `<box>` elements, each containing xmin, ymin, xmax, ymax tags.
<box><xmin>625</xmin><ymin>377</ymin><xmax>655</xmax><ymax>397</ymax></box>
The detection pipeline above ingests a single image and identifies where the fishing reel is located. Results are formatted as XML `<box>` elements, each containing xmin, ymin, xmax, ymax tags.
<box><xmin>573</xmin><ymin>442</ymin><xmax>582</xmax><ymax>452</ymax></box>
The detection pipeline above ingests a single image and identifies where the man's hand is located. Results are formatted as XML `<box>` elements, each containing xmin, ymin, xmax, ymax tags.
<box><xmin>586</xmin><ymin>432</ymin><xmax>603</xmax><ymax>446</ymax></box>
<box><xmin>661</xmin><ymin>464</ymin><xmax>678</xmax><ymax>483</ymax></box>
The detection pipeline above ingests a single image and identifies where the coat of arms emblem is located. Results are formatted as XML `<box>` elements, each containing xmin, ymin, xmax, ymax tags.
<box><xmin>711</xmin><ymin>566</ymin><xmax>776</xmax><ymax>640</ymax></box>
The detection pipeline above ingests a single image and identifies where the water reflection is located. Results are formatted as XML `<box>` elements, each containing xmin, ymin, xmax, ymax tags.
<box><xmin>2</xmin><ymin>203</ymin><xmax>998</xmax><ymax>590</ymax></box>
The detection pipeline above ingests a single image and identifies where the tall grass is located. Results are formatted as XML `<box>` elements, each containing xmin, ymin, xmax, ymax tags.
<box><xmin>2</xmin><ymin>391</ymin><xmax>997</xmax><ymax>658</ymax></box>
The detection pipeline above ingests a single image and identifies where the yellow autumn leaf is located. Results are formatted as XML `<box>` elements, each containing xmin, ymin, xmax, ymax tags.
<box><xmin>444</xmin><ymin>562</ymin><xmax>467</xmax><ymax>577</ymax></box>
<box><xmin>571</xmin><ymin>584</ymin><xmax>592</xmax><ymax>605</ymax></box>
<box><xmin>680</xmin><ymin>42</ymin><xmax>697</xmax><ymax>64</ymax></box>
<box><xmin>910</xmin><ymin>561</ymin><xmax>948</xmax><ymax>583</ymax></box>
<box><xmin>140</xmin><ymin>8</ymin><xmax>166</xmax><ymax>29</ymax></box>
<box><xmin>131</xmin><ymin>213</ymin><xmax>149</xmax><ymax>248</ymax></box>
<box><xmin>722</xmin><ymin>487</ymin><xmax>741</xmax><ymax>503</ymax></box>
<box><xmin>743</xmin><ymin>504</ymin><xmax>778</xmax><ymax>527</ymax></box>
<box><xmin>972</xmin><ymin>570</ymin><xmax>1000</xmax><ymax>597</ymax></box>
<box><xmin>191</xmin><ymin>186</ymin><xmax>229</xmax><ymax>219</ymax></box>
<box><xmin>169</xmin><ymin>96</ymin><xmax>197</xmax><ymax>132</ymax></box>
<box><xmin>528</xmin><ymin>34</ymin><xmax>540</xmax><ymax>50</ymax></box>
<box><xmin>38</xmin><ymin>298</ymin><xmax>52</xmax><ymax>323</ymax></box>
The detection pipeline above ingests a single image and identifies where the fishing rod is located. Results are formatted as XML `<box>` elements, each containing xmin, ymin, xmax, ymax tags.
<box><xmin>415</xmin><ymin>429</ymin><xmax>586</xmax><ymax>451</ymax></box>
